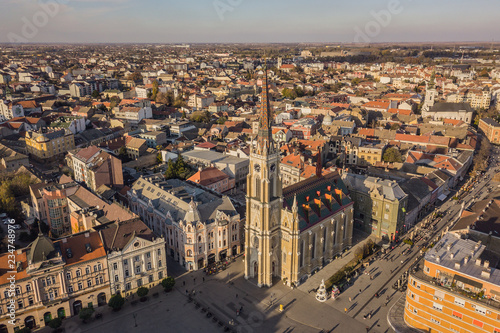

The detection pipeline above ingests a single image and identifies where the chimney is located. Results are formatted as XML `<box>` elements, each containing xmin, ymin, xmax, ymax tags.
<box><xmin>84</xmin><ymin>232</ymin><xmax>90</xmax><ymax>238</ymax></box>
<box><xmin>482</xmin><ymin>269</ymin><xmax>491</xmax><ymax>279</ymax></box>
<box><xmin>484</xmin><ymin>260</ymin><xmax>490</xmax><ymax>269</ymax></box>
<box><xmin>464</xmin><ymin>256</ymin><xmax>469</xmax><ymax>264</ymax></box>
<box><xmin>476</xmin><ymin>258</ymin><xmax>482</xmax><ymax>266</ymax></box>
<box><xmin>447</xmin><ymin>244</ymin><xmax>452</xmax><ymax>251</ymax></box>
<box><xmin>455</xmin><ymin>262</ymin><xmax>461</xmax><ymax>269</ymax></box>
<box><xmin>450</xmin><ymin>253</ymin><xmax>454</xmax><ymax>259</ymax></box>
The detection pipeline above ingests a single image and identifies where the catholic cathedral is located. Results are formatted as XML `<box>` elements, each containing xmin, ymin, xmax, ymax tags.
<box><xmin>244</xmin><ymin>66</ymin><xmax>355</xmax><ymax>288</ymax></box>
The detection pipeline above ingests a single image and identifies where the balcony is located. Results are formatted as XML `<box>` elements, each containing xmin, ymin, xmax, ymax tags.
<box><xmin>410</xmin><ymin>258</ymin><xmax>500</xmax><ymax>311</ymax></box>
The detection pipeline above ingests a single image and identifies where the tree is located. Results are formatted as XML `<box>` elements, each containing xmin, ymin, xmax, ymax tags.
<box><xmin>164</xmin><ymin>159</ymin><xmax>177</xmax><ymax>179</ymax></box>
<box><xmin>161</xmin><ymin>276</ymin><xmax>176</xmax><ymax>291</ymax></box>
<box><xmin>152</xmin><ymin>80</ymin><xmax>159</xmax><ymax>101</ymax></box>
<box><xmin>79</xmin><ymin>306</ymin><xmax>94</xmax><ymax>322</ymax></box>
<box><xmin>176</xmin><ymin>153</ymin><xmax>188</xmax><ymax>179</ymax></box>
<box><xmin>137</xmin><ymin>286</ymin><xmax>149</xmax><ymax>299</ymax></box>
<box><xmin>118</xmin><ymin>146</ymin><xmax>127</xmax><ymax>158</ymax></box>
<box><xmin>48</xmin><ymin>317</ymin><xmax>63</xmax><ymax>329</ymax></box>
<box><xmin>108</xmin><ymin>293</ymin><xmax>125</xmax><ymax>311</ymax></box>
<box><xmin>156</xmin><ymin>153</ymin><xmax>163</xmax><ymax>164</ymax></box>
<box><xmin>91</xmin><ymin>90</ymin><xmax>100</xmax><ymax>99</ymax></box>
<box><xmin>216</xmin><ymin>116</ymin><xmax>227</xmax><ymax>125</ymax></box>
<box><xmin>383</xmin><ymin>147</ymin><xmax>403</xmax><ymax>163</ymax></box>
<box><xmin>127</xmin><ymin>72</ymin><xmax>143</xmax><ymax>81</ymax></box>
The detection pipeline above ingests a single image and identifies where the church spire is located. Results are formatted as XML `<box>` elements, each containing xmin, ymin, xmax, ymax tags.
<box><xmin>258</xmin><ymin>57</ymin><xmax>272</xmax><ymax>147</ymax></box>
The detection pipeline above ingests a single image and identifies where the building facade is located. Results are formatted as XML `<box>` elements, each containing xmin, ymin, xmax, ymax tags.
<box><xmin>0</xmin><ymin>231</ymin><xmax>110</xmax><ymax>333</ymax></box>
<box><xmin>97</xmin><ymin>219</ymin><xmax>167</xmax><ymax>297</ymax></box>
<box><xmin>25</xmin><ymin>129</ymin><xmax>75</xmax><ymax>162</ymax></box>
<box><xmin>342</xmin><ymin>173</ymin><xmax>407</xmax><ymax>240</ymax></box>
<box><xmin>128</xmin><ymin>176</ymin><xmax>243</xmax><ymax>271</ymax></box>
<box><xmin>405</xmin><ymin>233</ymin><xmax>500</xmax><ymax>333</ymax></box>
<box><xmin>478</xmin><ymin>118</ymin><xmax>500</xmax><ymax>144</ymax></box>
<box><xmin>66</xmin><ymin>146</ymin><xmax>124</xmax><ymax>192</ymax></box>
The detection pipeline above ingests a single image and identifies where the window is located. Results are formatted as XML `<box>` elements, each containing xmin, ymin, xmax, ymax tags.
<box><xmin>94</xmin><ymin>265</ymin><xmax>98</xmax><ymax>272</ymax></box>
<box><xmin>87</xmin><ymin>279</ymin><xmax>92</xmax><ymax>288</ymax></box>
<box><xmin>146</xmin><ymin>252</ymin><xmax>151</xmax><ymax>258</ymax></box>
<box><xmin>46</xmin><ymin>277</ymin><xmax>52</xmax><ymax>286</ymax></box>
<box><xmin>99</xmin><ymin>276</ymin><xmax>103</xmax><ymax>284</ymax></box>
<box><xmin>137</xmin><ymin>279</ymin><xmax>142</xmax><ymax>287</ymax></box>
<box><xmin>147</xmin><ymin>262</ymin><xmax>152</xmax><ymax>270</ymax></box>
<box><xmin>68</xmin><ymin>285</ymin><xmax>73</xmax><ymax>293</ymax></box>
<box><xmin>28</xmin><ymin>297</ymin><xmax>34</xmax><ymax>306</ymax></box>
<box><xmin>26</xmin><ymin>284</ymin><xmax>31</xmax><ymax>292</ymax></box>
<box><xmin>430</xmin><ymin>318</ymin><xmax>440</xmax><ymax>324</ymax></box>
<box><xmin>85</xmin><ymin>267</ymin><xmax>91</xmax><ymax>275</ymax></box>
<box><xmin>76</xmin><ymin>269</ymin><xmax>81</xmax><ymax>277</ymax></box>
<box><xmin>424</xmin><ymin>266</ymin><xmax>430</xmax><ymax>273</ymax></box>
<box><xmin>66</xmin><ymin>272</ymin><xmax>72</xmax><ymax>280</ymax></box>
<box><xmin>136</xmin><ymin>266</ymin><xmax>141</xmax><ymax>274</ymax></box>
<box><xmin>158</xmin><ymin>272</ymin><xmax>163</xmax><ymax>280</ymax></box>
<box><xmin>124</xmin><ymin>259</ymin><xmax>128</xmax><ymax>266</ymax></box>
<box><xmin>113</xmin><ymin>263</ymin><xmax>118</xmax><ymax>270</ymax></box>
<box><xmin>149</xmin><ymin>275</ymin><xmax>153</xmax><ymax>283</ymax></box>
<box><xmin>454</xmin><ymin>297</ymin><xmax>465</xmax><ymax>306</ymax></box>
<box><xmin>114</xmin><ymin>275</ymin><xmax>119</xmax><ymax>282</ymax></box>
<box><xmin>452</xmin><ymin>311</ymin><xmax>462</xmax><ymax>319</ymax></box>
<box><xmin>134</xmin><ymin>256</ymin><xmax>140</xmax><ymax>262</ymax></box>
<box><xmin>157</xmin><ymin>249</ymin><xmax>161</xmax><ymax>256</ymax></box>
<box><xmin>126</xmin><ymin>283</ymin><xmax>131</xmax><ymax>291</ymax></box>
<box><xmin>433</xmin><ymin>303</ymin><xmax>443</xmax><ymax>311</ymax></box>
<box><xmin>17</xmin><ymin>300</ymin><xmax>23</xmax><ymax>309</ymax></box>
<box><xmin>158</xmin><ymin>260</ymin><xmax>162</xmax><ymax>267</ymax></box>
<box><xmin>15</xmin><ymin>287</ymin><xmax>21</xmax><ymax>295</ymax></box>
<box><xmin>78</xmin><ymin>282</ymin><xmax>83</xmax><ymax>290</ymax></box>
<box><xmin>125</xmin><ymin>270</ymin><xmax>129</xmax><ymax>277</ymax></box>
<box><xmin>476</xmin><ymin>306</ymin><xmax>487</xmax><ymax>315</ymax></box>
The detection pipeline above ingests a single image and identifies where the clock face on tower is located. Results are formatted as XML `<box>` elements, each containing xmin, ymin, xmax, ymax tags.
<box><xmin>254</xmin><ymin>164</ymin><xmax>261</xmax><ymax>172</ymax></box>
<box><xmin>270</xmin><ymin>164</ymin><xmax>276</xmax><ymax>172</ymax></box>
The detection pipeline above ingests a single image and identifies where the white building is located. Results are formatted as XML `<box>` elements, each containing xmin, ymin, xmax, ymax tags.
<box><xmin>422</xmin><ymin>102</ymin><xmax>474</xmax><ymax>124</ymax></box>
<box><xmin>114</xmin><ymin>100</ymin><xmax>152</xmax><ymax>127</ymax></box>
<box><xmin>0</xmin><ymin>100</ymin><xmax>24</xmax><ymax>121</ymax></box>
<box><xmin>97</xmin><ymin>219</ymin><xmax>167</xmax><ymax>296</ymax></box>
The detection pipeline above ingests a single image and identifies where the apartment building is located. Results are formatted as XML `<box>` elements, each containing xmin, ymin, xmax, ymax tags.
<box><xmin>342</xmin><ymin>173</ymin><xmax>407</xmax><ymax>240</ymax></box>
<box><xmin>66</xmin><ymin>146</ymin><xmax>124</xmax><ymax>191</ymax></box>
<box><xmin>356</xmin><ymin>143</ymin><xmax>385</xmax><ymax>167</ymax></box>
<box><xmin>96</xmin><ymin>219</ymin><xmax>167</xmax><ymax>296</ymax></box>
<box><xmin>128</xmin><ymin>176</ymin><xmax>243</xmax><ymax>270</ymax></box>
<box><xmin>0</xmin><ymin>100</ymin><xmax>24</xmax><ymax>121</ymax></box>
<box><xmin>188</xmin><ymin>94</ymin><xmax>215</xmax><ymax>110</ymax></box>
<box><xmin>0</xmin><ymin>232</ymin><xmax>110</xmax><ymax>333</ymax></box>
<box><xmin>137</xmin><ymin>131</ymin><xmax>167</xmax><ymax>148</ymax></box>
<box><xmin>447</xmin><ymin>88</ymin><xmax>491</xmax><ymax>110</ymax></box>
<box><xmin>478</xmin><ymin>118</ymin><xmax>500</xmax><ymax>144</ymax></box>
<box><xmin>405</xmin><ymin>232</ymin><xmax>500</xmax><ymax>333</ymax></box>
<box><xmin>25</xmin><ymin>128</ymin><xmax>75</xmax><ymax>162</ymax></box>
<box><xmin>114</xmin><ymin>100</ymin><xmax>152</xmax><ymax>127</ymax></box>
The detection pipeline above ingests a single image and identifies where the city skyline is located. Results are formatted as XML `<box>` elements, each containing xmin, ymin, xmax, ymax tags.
<box><xmin>1</xmin><ymin>0</ymin><xmax>500</xmax><ymax>43</ymax></box>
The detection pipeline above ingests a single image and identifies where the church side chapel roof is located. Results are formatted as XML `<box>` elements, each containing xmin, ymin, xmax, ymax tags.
<box><xmin>282</xmin><ymin>171</ymin><xmax>353</xmax><ymax>231</ymax></box>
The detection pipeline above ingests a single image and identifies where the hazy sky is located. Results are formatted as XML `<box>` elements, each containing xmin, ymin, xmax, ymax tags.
<box><xmin>1</xmin><ymin>0</ymin><xmax>499</xmax><ymax>43</ymax></box>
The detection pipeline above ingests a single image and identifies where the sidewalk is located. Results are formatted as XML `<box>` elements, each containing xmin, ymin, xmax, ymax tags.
<box><xmin>387</xmin><ymin>294</ymin><xmax>424</xmax><ymax>333</ymax></box>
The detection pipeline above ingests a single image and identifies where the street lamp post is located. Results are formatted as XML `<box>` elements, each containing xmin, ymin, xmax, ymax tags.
<box><xmin>133</xmin><ymin>313</ymin><xmax>137</xmax><ymax>327</ymax></box>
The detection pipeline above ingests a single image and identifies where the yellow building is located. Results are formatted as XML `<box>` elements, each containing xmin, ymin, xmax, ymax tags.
<box><xmin>357</xmin><ymin>143</ymin><xmax>385</xmax><ymax>166</ymax></box>
<box><xmin>25</xmin><ymin>129</ymin><xmax>75</xmax><ymax>162</ymax></box>
<box><xmin>244</xmin><ymin>69</ymin><xmax>354</xmax><ymax>288</ymax></box>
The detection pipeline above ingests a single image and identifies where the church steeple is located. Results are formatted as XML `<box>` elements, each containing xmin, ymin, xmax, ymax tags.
<box><xmin>257</xmin><ymin>58</ymin><xmax>272</xmax><ymax>148</ymax></box>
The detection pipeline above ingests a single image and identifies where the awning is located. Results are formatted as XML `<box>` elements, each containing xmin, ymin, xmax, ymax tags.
<box><xmin>453</xmin><ymin>274</ymin><xmax>483</xmax><ymax>289</ymax></box>
<box><xmin>438</xmin><ymin>194</ymin><xmax>448</xmax><ymax>201</ymax></box>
